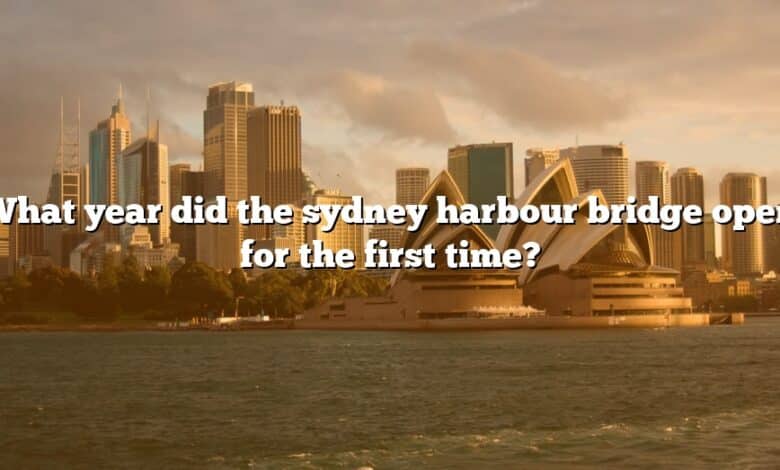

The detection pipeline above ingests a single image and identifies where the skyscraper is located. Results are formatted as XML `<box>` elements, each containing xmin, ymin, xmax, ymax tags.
<box><xmin>720</xmin><ymin>173</ymin><xmax>764</xmax><ymax>276</ymax></box>
<box><xmin>524</xmin><ymin>148</ymin><xmax>559</xmax><ymax>186</ymax></box>
<box><xmin>117</xmin><ymin>125</ymin><xmax>169</xmax><ymax>247</ymax></box>
<box><xmin>45</xmin><ymin>98</ymin><xmax>85</xmax><ymax>267</ymax></box>
<box><xmin>636</xmin><ymin>161</ymin><xmax>673</xmax><ymax>267</ymax></box>
<box><xmin>447</xmin><ymin>142</ymin><xmax>514</xmax><ymax>238</ymax></box>
<box><xmin>671</xmin><ymin>168</ymin><xmax>706</xmax><ymax>273</ymax></box>
<box><xmin>89</xmin><ymin>88</ymin><xmax>131</xmax><ymax>206</ymax></box>
<box><xmin>175</xmin><ymin>170</ymin><xmax>205</xmax><ymax>262</ymax></box>
<box><xmin>395</xmin><ymin>168</ymin><xmax>430</xmax><ymax>206</ymax></box>
<box><xmin>636</xmin><ymin>161</ymin><xmax>671</xmax><ymax>205</ymax></box>
<box><xmin>247</xmin><ymin>104</ymin><xmax>302</xmax><ymax>206</ymax></box>
<box><xmin>169</xmin><ymin>163</ymin><xmax>192</xmax><ymax>207</ymax></box>
<box><xmin>560</xmin><ymin>144</ymin><xmax>629</xmax><ymax>204</ymax></box>
<box><xmin>196</xmin><ymin>200</ymin><xmax>245</xmax><ymax>272</ymax></box>
<box><xmin>307</xmin><ymin>189</ymin><xmax>365</xmax><ymax>268</ymax></box>
<box><xmin>703</xmin><ymin>213</ymin><xmax>717</xmax><ymax>270</ymax></box>
<box><xmin>203</xmin><ymin>81</ymin><xmax>254</xmax><ymax>203</ymax></box>
<box><xmin>0</xmin><ymin>223</ymin><xmax>9</xmax><ymax>277</ymax></box>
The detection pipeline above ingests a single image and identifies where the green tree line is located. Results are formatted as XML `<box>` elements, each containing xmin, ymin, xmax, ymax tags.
<box><xmin>0</xmin><ymin>256</ymin><xmax>387</xmax><ymax>324</ymax></box>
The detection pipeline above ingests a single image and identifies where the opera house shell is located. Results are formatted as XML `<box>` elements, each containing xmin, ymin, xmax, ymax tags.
<box><xmin>303</xmin><ymin>159</ymin><xmax>693</xmax><ymax>326</ymax></box>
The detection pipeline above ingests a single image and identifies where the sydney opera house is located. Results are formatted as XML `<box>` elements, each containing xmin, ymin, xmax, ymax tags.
<box><xmin>302</xmin><ymin>160</ymin><xmax>730</xmax><ymax>329</ymax></box>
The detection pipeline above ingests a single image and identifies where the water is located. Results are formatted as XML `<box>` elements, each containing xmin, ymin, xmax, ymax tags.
<box><xmin>2</xmin><ymin>320</ymin><xmax>780</xmax><ymax>468</ymax></box>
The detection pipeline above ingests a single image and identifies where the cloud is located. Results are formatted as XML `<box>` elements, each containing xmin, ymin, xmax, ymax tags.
<box><xmin>309</xmin><ymin>70</ymin><xmax>456</xmax><ymax>144</ymax></box>
<box><xmin>302</xmin><ymin>142</ymin><xmax>404</xmax><ymax>205</ymax></box>
<box><xmin>408</xmin><ymin>40</ymin><xmax>631</xmax><ymax>132</ymax></box>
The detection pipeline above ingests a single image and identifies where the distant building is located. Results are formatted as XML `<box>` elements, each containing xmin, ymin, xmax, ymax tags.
<box><xmin>8</xmin><ymin>222</ymin><xmax>45</xmax><ymax>273</ymax></box>
<box><xmin>118</xmin><ymin>130</ymin><xmax>170</xmax><ymax>247</ymax></box>
<box><xmin>307</xmin><ymin>189</ymin><xmax>365</xmax><ymax>268</ymax></box>
<box><xmin>256</xmin><ymin>237</ymin><xmax>300</xmax><ymax>265</ymax></box>
<box><xmin>125</xmin><ymin>227</ymin><xmax>183</xmax><ymax>271</ymax></box>
<box><xmin>560</xmin><ymin>144</ymin><xmax>628</xmax><ymax>204</ymax></box>
<box><xmin>171</xmin><ymin>170</ymin><xmax>204</xmax><ymax>263</ymax></box>
<box><xmin>447</xmin><ymin>142</ymin><xmax>514</xmax><ymax>238</ymax></box>
<box><xmin>270</xmin><ymin>206</ymin><xmax>306</xmax><ymax>249</ymax></box>
<box><xmin>636</xmin><ymin>161</ymin><xmax>673</xmax><ymax>268</ymax></box>
<box><xmin>89</xmin><ymin>89</ymin><xmax>131</xmax><ymax>206</ymax></box>
<box><xmin>671</xmin><ymin>167</ymin><xmax>705</xmax><ymax>274</ymax></box>
<box><xmin>70</xmin><ymin>235</ymin><xmax>121</xmax><ymax>277</ymax></box>
<box><xmin>247</xmin><ymin>104</ymin><xmax>302</xmax><ymax>240</ymax></box>
<box><xmin>395</xmin><ymin>168</ymin><xmax>430</xmax><ymax>206</ymax></box>
<box><xmin>720</xmin><ymin>173</ymin><xmax>764</xmax><ymax>276</ymax></box>
<box><xmin>703</xmin><ymin>213</ymin><xmax>717</xmax><ymax>270</ymax></box>
<box><xmin>764</xmin><ymin>224</ymin><xmax>780</xmax><ymax>273</ymax></box>
<box><xmin>368</xmin><ymin>226</ymin><xmax>404</xmax><ymax>250</ymax></box>
<box><xmin>524</xmin><ymin>148</ymin><xmax>559</xmax><ymax>186</ymax></box>
<box><xmin>196</xmin><ymin>200</ymin><xmax>244</xmax><ymax>272</ymax></box>
<box><xmin>169</xmin><ymin>163</ymin><xmax>191</xmax><ymax>207</ymax></box>
<box><xmin>203</xmin><ymin>81</ymin><xmax>254</xmax><ymax>203</ymax></box>
<box><xmin>0</xmin><ymin>223</ymin><xmax>9</xmax><ymax>277</ymax></box>
<box><xmin>44</xmin><ymin>170</ymin><xmax>84</xmax><ymax>267</ymax></box>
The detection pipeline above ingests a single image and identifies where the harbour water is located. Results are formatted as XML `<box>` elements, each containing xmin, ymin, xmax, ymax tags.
<box><xmin>2</xmin><ymin>319</ymin><xmax>780</xmax><ymax>468</ymax></box>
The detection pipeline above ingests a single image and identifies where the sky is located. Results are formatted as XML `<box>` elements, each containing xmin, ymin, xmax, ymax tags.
<box><xmin>2</xmin><ymin>0</ymin><xmax>780</xmax><ymax>208</ymax></box>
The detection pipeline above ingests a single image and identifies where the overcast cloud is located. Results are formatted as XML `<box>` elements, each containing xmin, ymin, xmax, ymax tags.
<box><xmin>3</xmin><ymin>0</ymin><xmax>780</xmax><ymax>205</ymax></box>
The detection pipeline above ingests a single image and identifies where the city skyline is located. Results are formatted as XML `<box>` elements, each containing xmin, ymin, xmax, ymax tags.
<box><xmin>4</xmin><ymin>2</ymin><xmax>780</xmax><ymax>209</ymax></box>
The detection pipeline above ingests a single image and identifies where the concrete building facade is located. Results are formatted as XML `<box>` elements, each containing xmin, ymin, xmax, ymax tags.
<box><xmin>203</xmin><ymin>81</ymin><xmax>254</xmax><ymax>203</ymax></box>
<box><xmin>720</xmin><ymin>173</ymin><xmax>764</xmax><ymax>276</ymax></box>
<box><xmin>560</xmin><ymin>144</ymin><xmax>628</xmax><ymax>204</ymax></box>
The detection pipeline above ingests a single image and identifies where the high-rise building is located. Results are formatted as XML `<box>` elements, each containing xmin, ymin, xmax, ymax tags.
<box><xmin>117</xmin><ymin>128</ymin><xmax>169</xmax><ymax>247</ymax></box>
<box><xmin>307</xmin><ymin>189</ymin><xmax>365</xmax><ymax>268</ymax></box>
<box><xmin>169</xmin><ymin>163</ymin><xmax>192</xmax><ymax>207</ymax></box>
<box><xmin>703</xmin><ymin>213</ymin><xmax>717</xmax><ymax>270</ymax></box>
<box><xmin>8</xmin><ymin>221</ymin><xmax>45</xmax><ymax>273</ymax></box>
<box><xmin>0</xmin><ymin>223</ymin><xmax>9</xmax><ymax>277</ymax></box>
<box><xmin>524</xmin><ymin>148</ymin><xmax>559</xmax><ymax>186</ymax></box>
<box><xmin>636</xmin><ymin>161</ymin><xmax>673</xmax><ymax>267</ymax></box>
<box><xmin>447</xmin><ymin>142</ymin><xmax>514</xmax><ymax>238</ymax></box>
<box><xmin>89</xmin><ymin>89</ymin><xmax>131</xmax><ymax>206</ymax></box>
<box><xmin>720</xmin><ymin>173</ymin><xmax>764</xmax><ymax>276</ymax></box>
<box><xmin>271</xmin><ymin>206</ymin><xmax>306</xmax><ymax>249</ymax></box>
<box><xmin>636</xmin><ymin>161</ymin><xmax>671</xmax><ymax>205</ymax></box>
<box><xmin>174</xmin><ymin>170</ymin><xmax>205</xmax><ymax>262</ymax></box>
<box><xmin>368</xmin><ymin>226</ymin><xmax>404</xmax><ymax>250</ymax></box>
<box><xmin>203</xmin><ymin>81</ymin><xmax>254</xmax><ymax>203</ymax></box>
<box><xmin>395</xmin><ymin>168</ymin><xmax>430</xmax><ymax>206</ymax></box>
<box><xmin>560</xmin><ymin>144</ymin><xmax>629</xmax><ymax>204</ymax></box>
<box><xmin>671</xmin><ymin>168</ymin><xmax>706</xmax><ymax>274</ymax></box>
<box><xmin>196</xmin><ymin>200</ymin><xmax>244</xmax><ymax>272</ymax></box>
<box><xmin>247</xmin><ymin>104</ymin><xmax>302</xmax><ymax>240</ymax></box>
<box><xmin>247</xmin><ymin>105</ymin><xmax>302</xmax><ymax>206</ymax></box>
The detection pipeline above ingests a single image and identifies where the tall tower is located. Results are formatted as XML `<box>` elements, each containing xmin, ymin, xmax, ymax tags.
<box><xmin>45</xmin><ymin>98</ymin><xmax>84</xmax><ymax>266</ymax></box>
<box><xmin>395</xmin><ymin>168</ymin><xmax>430</xmax><ymax>206</ymax></box>
<box><xmin>636</xmin><ymin>161</ymin><xmax>673</xmax><ymax>268</ymax></box>
<box><xmin>247</xmin><ymin>104</ymin><xmax>302</xmax><ymax>206</ymax></box>
<box><xmin>671</xmin><ymin>168</ymin><xmax>706</xmax><ymax>274</ymax></box>
<box><xmin>169</xmin><ymin>163</ymin><xmax>192</xmax><ymax>207</ymax></box>
<box><xmin>203</xmin><ymin>81</ymin><xmax>254</xmax><ymax>203</ymax></box>
<box><xmin>117</xmin><ymin>121</ymin><xmax>170</xmax><ymax>247</ymax></box>
<box><xmin>720</xmin><ymin>173</ymin><xmax>764</xmax><ymax>276</ymax></box>
<box><xmin>0</xmin><ymin>223</ymin><xmax>9</xmax><ymax>278</ymax></box>
<box><xmin>306</xmin><ymin>189</ymin><xmax>365</xmax><ymax>268</ymax></box>
<box><xmin>560</xmin><ymin>144</ymin><xmax>629</xmax><ymax>204</ymax></box>
<box><xmin>524</xmin><ymin>148</ymin><xmax>559</xmax><ymax>186</ymax></box>
<box><xmin>447</xmin><ymin>142</ymin><xmax>514</xmax><ymax>239</ymax></box>
<box><xmin>89</xmin><ymin>86</ymin><xmax>131</xmax><ymax>206</ymax></box>
<box><xmin>635</xmin><ymin>161</ymin><xmax>671</xmax><ymax>205</ymax></box>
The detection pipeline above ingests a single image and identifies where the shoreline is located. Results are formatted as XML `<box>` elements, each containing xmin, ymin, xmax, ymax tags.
<box><xmin>0</xmin><ymin>312</ymin><xmax>755</xmax><ymax>332</ymax></box>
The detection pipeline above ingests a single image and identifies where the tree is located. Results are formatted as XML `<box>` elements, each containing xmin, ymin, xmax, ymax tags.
<box><xmin>228</xmin><ymin>268</ymin><xmax>248</xmax><ymax>299</ymax></box>
<box><xmin>117</xmin><ymin>255</ymin><xmax>145</xmax><ymax>312</ymax></box>
<box><xmin>170</xmin><ymin>262</ymin><xmax>233</xmax><ymax>316</ymax></box>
